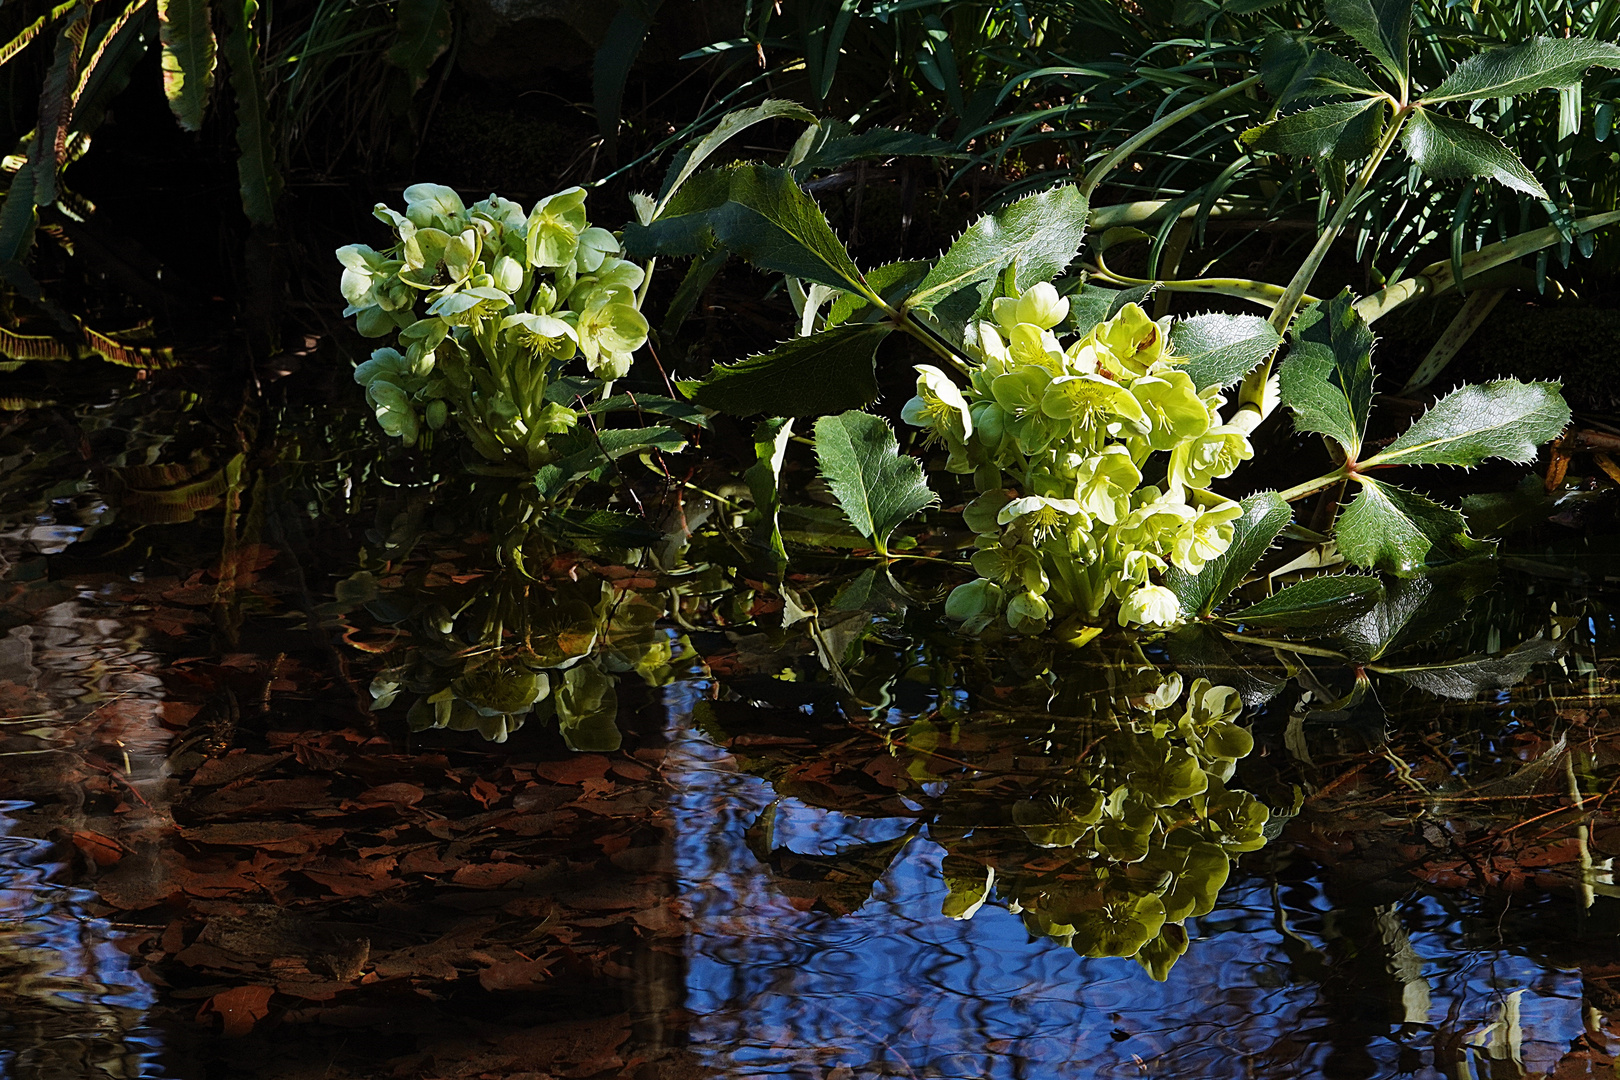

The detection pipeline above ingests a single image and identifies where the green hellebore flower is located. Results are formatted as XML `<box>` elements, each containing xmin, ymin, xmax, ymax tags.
<box><xmin>997</xmin><ymin>494</ymin><xmax>1085</xmax><ymax>542</ymax></box>
<box><xmin>1070</xmin><ymin>891</ymin><xmax>1167</xmax><ymax>959</ymax></box>
<box><xmin>1167</xmin><ymin>498</ymin><xmax>1241</xmax><ymax>573</ymax></box>
<box><xmin>501</xmin><ymin>312</ymin><xmax>579</xmax><ymax>359</ymax></box>
<box><xmin>962</xmin><ymin>489</ymin><xmax>1012</xmax><ymax>535</ymax></box>
<box><xmin>1174</xmin><ymin>423</ymin><xmax>1254</xmax><ymax>488</ymax></box>
<box><xmin>403</xmin><ymin>183</ymin><xmax>467</xmax><ymax>229</ymax></box>
<box><xmin>428</xmin><ymin>285</ymin><xmax>512</xmax><ymax>326</ymax></box>
<box><xmin>353</xmin><ymin>305</ymin><xmax>410</xmax><ymax>338</ymax></box>
<box><xmin>992</xmin><ymin>281</ymin><xmax>1070</xmax><ymax>333</ymax></box>
<box><xmin>575</xmin><ymin>285</ymin><xmax>649</xmax><ymax>378</ymax></box>
<box><xmin>990</xmin><ymin>366</ymin><xmax>1062</xmax><ymax>454</ymax></box>
<box><xmin>569</xmin><ymin>258</ymin><xmax>645</xmax><ymax>310</ymax></box>
<box><xmin>401</xmin><ymin>227</ymin><xmax>481</xmax><ymax>292</ymax></box>
<box><xmin>366</xmin><ymin>379</ymin><xmax>421</xmax><ymax>445</ymax></box>
<box><xmin>469</xmin><ymin>194</ymin><xmax>527</xmax><ymax>234</ymax></box>
<box><xmin>971</xmin><ymin>536</ymin><xmax>1049</xmax><ymax>595</ymax></box>
<box><xmin>964</xmin><ymin>319</ymin><xmax>1011</xmax><ymax>367</ymax></box>
<box><xmin>336</xmin><ymin>244</ymin><xmax>401</xmax><ymax>309</ymax></box>
<box><xmin>399</xmin><ymin>317</ymin><xmax>448</xmax><ymax>367</ymax></box>
<box><xmin>527</xmin><ymin>187</ymin><xmax>589</xmax><ymax>269</ymax></box>
<box><xmin>1040</xmin><ymin>373</ymin><xmax>1150</xmax><ymax>441</ymax></box>
<box><xmin>1118</xmin><ymin>583</ymin><xmax>1181</xmax><ymax>627</ymax></box>
<box><xmin>1071</xmin><ymin>446</ymin><xmax>1141</xmax><ymax>525</ymax></box>
<box><xmin>1006</xmin><ymin>322</ymin><xmax>1066</xmax><ymax>373</ymax></box>
<box><xmin>1112</xmin><ymin>549</ymin><xmax>1166</xmax><ymax>599</ymax></box>
<box><xmin>575</xmin><ymin>226</ymin><xmax>620</xmax><ymax>273</ymax></box>
<box><xmin>1006</xmin><ymin>589</ymin><xmax>1053</xmax><ymax>633</ymax></box>
<box><xmin>1130</xmin><ymin>369</ymin><xmax>1210</xmax><ymax>452</ymax></box>
<box><xmin>353</xmin><ymin>346</ymin><xmax>415</xmax><ymax>388</ymax></box>
<box><xmin>901</xmin><ymin>364</ymin><xmax>974</xmax><ymax>444</ymax></box>
<box><xmin>1114</xmin><ymin>491</ymin><xmax>1194</xmax><ymax>554</ymax></box>
<box><xmin>1090</xmin><ymin>302</ymin><xmax>1167</xmax><ymax>380</ymax></box>
<box><xmin>491</xmin><ymin>255</ymin><xmax>525</xmax><ymax>294</ymax></box>
<box><xmin>944</xmin><ymin>578</ymin><xmax>1005</xmax><ymax>629</ymax></box>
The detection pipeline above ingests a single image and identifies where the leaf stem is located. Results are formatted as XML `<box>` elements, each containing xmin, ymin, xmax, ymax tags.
<box><xmin>1220</xmin><ymin>631</ymin><xmax>1349</xmax><ymax>659</ymax></box>
<box><xmin>872</xmin><ymin>295</ymin><xmax>974</xmax><ymax>377</ymax></box>
<box><xmin>1080</xmin><ymin>75</ymin><xmax>1263</xmax><ymax>199</ymax></box>
<box><xmin>1277</xmin><ymin>466</ymin><xmax>1351</xmax><ymax>503</ymax></box>
<box><xmin>1086</xmin><ymin>254</ymin><xmax>1309</xmax><ymax>309</ymax></box>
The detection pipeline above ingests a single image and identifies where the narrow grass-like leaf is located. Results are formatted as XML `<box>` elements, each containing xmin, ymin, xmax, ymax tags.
<box><xmin>1224</xmin><ymin>574</ymin><xmax>1383</xmax><ymax>632</ymax></box>
<box><xmin>679</xmin><ymin>323</ymin><xmax>891</xmax><ymax>417</ymax></box>
<box><xmin>1401</xmin><ymin>108</ymin><xmax>1547</xmax><ymax>199</ymax></box>
<box><xmin>1423</xmin><ymin>36</ymin><xmax>1620</xmax><ymax>104</ymax></box>
<box><xmin>1171</xmin><ymin>312</ymin><xmax>1281</xmax><ymax>391</ymax></box>
<box><xmin>1360</xmin><ymin>378</ymin><xmax>1569</xmax><ymax>469</ymax></box>
<box><xmin>159</xmin><ymin>0</ymin><xmax>214</xmax><ymax>130</ymax></box>
<box><xmin>1278</xmin><ymin>289</ymin><xmax>1375</xmax><ymax>459</ymax></box>
<box><xmin>1335</xmin><ymin>475</ymin><xmax>1490</xmax><ymax>574</ymax></box>
<box><xmin>813</xmin><ymin>410</ymin><xmax>936</xmax><ymax>556</ymax></box>
<box><xmin>904</xmin><ymin>184</ymin><xmax>1088</xmax><ymax>315</ymax></box>
<box><xmin>1166</xmin><ymin>490</ymin><xmax>1291</xmax><ymax>618</ymax></box>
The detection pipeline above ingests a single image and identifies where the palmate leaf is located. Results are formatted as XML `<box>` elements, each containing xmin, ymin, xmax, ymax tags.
<box><xmin>1170</xmin><ymin>312</ymin><xmax>1282</xmax><ymax>391</ymax></box>
<box><xmin>1165</xmin><ymin>491</ymin><xmax>1291</xmax><ymax>618</ymax></box>
<box><xmin>904</xmin><ymin>184</ymin><xmax>1088</xmax><ymax>316</ymax></box>
<box><xmin>813</xmin><ymin>410</ymin><xmax>936</xmax><ymax>557</ymax></box>
<box><xmin>1241</xmin><ymin>98</ymin><xmax>1386</xmax><ymax>160</ymax></box>
<box><xmin>1400</xmin><ymin>109</ymin><xmax>1547</xmax><ymax>199</ymax></box>
<box><xmin>1278</xmin><ymin>289</ymin><xmax>1375</xmax><ymax>460</ymax></box>
<box><xmin>679</xmin><ymin>323</ymin><xmax>891</xmax><ymax>417</ymax></box>
<box><xmin>1224</xmin><ymin>574</ymin><xmax>1383</xmax><ymax>633</ymax></box>
<box><xmin>1335</xmin><ymin>476</ymin><xmax>1490</xmax><ymax>575</ymax></box>
<box><xmin>626</xmin><ymin>164</ymin><xmax>869</xmax><ymax>296</ymax></box>
<box><xmin>158</xmin><ymin>0</ymin><xmax>215</xmax><ymax>131</ymax></box>
<box><xmin>1323</xmin><ymin>0</ymin><xmax>1412</xmax><ymax>89</ymax></box>
<box><xmin>1359</xmin><ymin>379</ymin><xmax>1569</xmax><ymax>469</ymax></box>
<box><xmin>1423</xmin><ymin>36</ymin><xmax>1620</xmax><ymax>104</ymax></box>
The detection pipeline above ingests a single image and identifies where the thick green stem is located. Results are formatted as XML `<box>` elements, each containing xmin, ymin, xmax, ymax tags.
<box><xmin>1080</xmin><ymin>75</ymin><xmax>1263</xmax><ymax>198</ymax></box>
<box><xmin>1277</xmin><ymin>466</ymin><xmax>1351</xmax><ymax>503</ymax></box>
<box><xmin>1087</xmin><ymin>255</ymin><xmax>1310</xmax><ymax>309</ymax></box>
<box><xmin>871</xmin><ymin>295</ymin><xmax>974</xmax><ymax>377</ymax></box>
<box><xmin>1229</xmin><ymin>104</ymin><xmax>1409</xmax><ymax>435</ymax></box>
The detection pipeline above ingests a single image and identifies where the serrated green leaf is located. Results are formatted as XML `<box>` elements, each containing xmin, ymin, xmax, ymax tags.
<box><xmin>1260</xmin><ymin>34</ymin><xmax>1382</xmax><ymax>106</ymax></box>
<box><xmin>1166</xmin><ymin>491</ymin><xmax>1292</xmax><ymax>618</ymax></box>
<box><xmin>628</xmin><ymin>161</ymin><xmax>873</xmax><ymax>299</ymax></box>
<box><xmin>1279</xmin><ymin>289</ymin><xmax>1375</xmax><ymax>459</ymax></box>
<box><xmin>656</xmin><ymin>98</ymin><xmax>818</xmax><ymax>210</ymax></box>
<box><xmin>1360</xmin><ymin>378</ymin><xmax>1569</xmax><ymax>469</ymax></box>
<box><xmin>1332</xmin><ymin>562</ymin><xmax>1495</xmax><ymax>661</ymax></box>
<box><xmin>584</xmin><ymin>392</ymin><xmax>711</xmax><ymax>427</ymax></box>
<box><xmin>1401</xmin><ymin>108</ymin><xmax>1547</xmax><ymax>199</ymax></box>
<box><xmin>813</xmin><ymin>410</ymin><xmax>936</xmax><ymax>556</ymax></box>
<box><xmin>1423</xmin><ymin>36</ymin><xmax>1620</xmax><ymax>104</ymax></box>
<box><xmin>680</xmin><ymin>323</ymin><xmax>891</xmax><ymax>417</ymax></box>
<box><xmin>794</xmin><ymin>127</ymin><xmax>964</xmax><ymax>177</ymax></box>
<box><xmin>1224</xmin><ymin>574</ymin><xmax>1383</xmax><ymax>632</ymax></box>
<box><xmin>222</xmin><ymin>0</ymin><xmax>281</xmax><ymax>225</ymax></box>
<box><xmin>158</xmin><ymin>0</ymin><xmax>214</xmax><ymax>131</ymax></box>
<box><xmin>1324</xmin><ymin>0</ymin><xmax>1412</xmax><ymax>88</ymax></box>
<box><xmin>1241</xmin><ymin>98</ymin><xmax>1386</xmax><ymax>160</ymax></box>
<box><xmin>386</xmin><ymin>0</ymin><xmax>451</xmax><ymax>91</ymax></box>
<box><xmin>827</xmin><ymin>260</ymin><xmax>929</xmax><ymax>326</ymax></box>
<box><xmin>904</xmin><ymin>185</ymin><xmax>1088</xmax><ymax>315</ymax></box>
<box><xmin>1375</xmin><ymin>636</ymin><xmax>1561</xmax><ymax>699</ymax></box>
<box><xmin>1335</xmin><ymin>476</ymin><xmax>1491</xmax><ymax>574</ymax></box>
<box><xmin>1171</xmin><ymin>312</ymin><xmax>1282</xmax><ymax>391</ymax></box>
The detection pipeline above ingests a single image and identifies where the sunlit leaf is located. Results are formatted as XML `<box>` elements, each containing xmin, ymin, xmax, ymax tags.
<box><xmin>1335</xmin><ymin>476</ymin><xmax>1490</xmax><ymax>575</ymax></box>
<box><xmin>1170</xmin><ymin>312</ymin><xmax>1282</xmax><ymax>391</ymax></box>
<box><xmin>1359</xmin><ymin>379</ymin><xmax>1569</xmax><ymax>469</ymax></box>
<box><xmin>904</xmin><ymin>184</ymin><xmax>1088</xmax><ymax>315</ymax></box>
<box><xmin>158</xmin><ymin>0</ymin><xmax>214</xmax><ymax>131</ymax></box>
<box><xmin>1279</xmin><ymin>289</ymin><xmax>1375</xmax><ymax>459</ymax></box>
<box><xmin>1166</xmin><ymin>491</ymin><xmax>1291</xmax><ymax>618</ymax></box>
<box><xmin>1324</xmin><ymin>0</ymin><xmax>1412</xmax><ymax>88</ymax></box>
<box><xmin>1401</xmin><ymin>108</ymin><xmax>1547</xmax><ymax>199</ymax></box>
<box><xmin>1241</xmin><ymin>98</ymin><xmax>1386</xmax><ymax>160</ymax></box>
<box><xmin>1376</xmin><ymin>636</ymin><xmax>1563</xmax><ymax>698</ymax></box>
<box><xmin>1423</xmin><ymin>36</ymin><xmax>1620</xmax><ymax>104</ymax></box>
<box><xmin>813</xmin><ymin>410</ymin><xmax>936</xmax><ymax>556</ymax></box>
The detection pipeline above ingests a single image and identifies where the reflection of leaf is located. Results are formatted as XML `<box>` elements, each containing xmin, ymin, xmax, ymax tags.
<box><xmin>941</xmin><ymin>859</ymin><xmax>995</xmax><ymax>921</ymax></box>
<box><xmin>1374</xmin><ymin>636</ymin><xmax>1562</xmax><ymax>699</ymax></box>
<box><xmin>1333</xmin><ymin>566</ymin><xmax>1492</xmax><ymax>662</ymax></box>
<box><xmin>813</xmin><ymin>410</ymin><xmax>936</xmax><ymax>556</ymax></box>
<box><xmin>1012</xmin><ymin>787</ymin><xmax>1104</xmax><ymax>848</ymax></box>
<box><xmin>743</xmin><ymin>417</ymin><xmax>794</xmax><ymax>564</ymax></box>
<box><xmin>554</xmin><ymin>665</ymin><xmax>620</xmax><ymax>752</ymax></box>
<box><xmin>1164</xmin><ymin>623</ymin><xmax>1288</xmax><ymax>705</ymax></box>
<box><xmin>1224</xmin><ymin>574</ymin><xmax>1383</xmax><ymax>633</ymax></box>
<box><xmin>765</xmin><ymin>827</ymin><xmax>919</xmax><ymax>916</ymax></box>
<box><xmin>1135</xmin><ymin>922</ymin><xmax>1189</xmax><ymax>981</ymax></box>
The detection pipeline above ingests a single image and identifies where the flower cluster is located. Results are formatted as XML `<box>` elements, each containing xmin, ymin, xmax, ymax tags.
<box><xmin>903</xmin><ymin>285</ymin><xmax>1253</xmax><ymax>631</ymax></box>
<box><xmin>337</xmin><ymin>184</ymin><xmax>649</xmax><ymax>467</ymax></box>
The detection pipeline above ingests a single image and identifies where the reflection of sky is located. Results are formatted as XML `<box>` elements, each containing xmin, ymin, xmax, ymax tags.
<box><xmin>0</xmin><ymin>803</ymin><xmax>162</xmax><ymax>1080</ymax></box>
<box><xmin>666</xmin><ymin>683</ymin><xmax>1601</xmax><ymax>1079</ymax></box>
